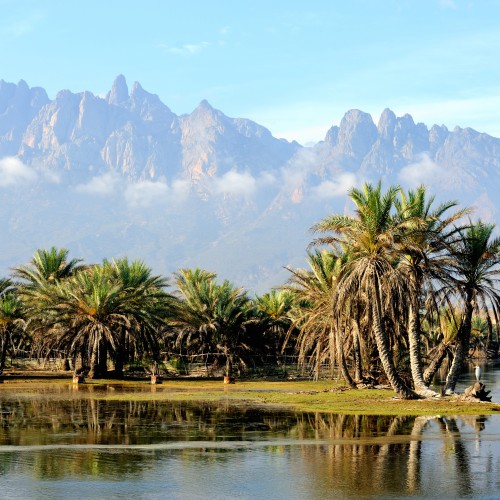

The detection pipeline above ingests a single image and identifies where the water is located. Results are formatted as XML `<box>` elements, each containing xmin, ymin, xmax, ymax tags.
<box><xmin>0</xmin><ymin>369</ymin><xmax>499</xmax><ymax>499</ymax></box>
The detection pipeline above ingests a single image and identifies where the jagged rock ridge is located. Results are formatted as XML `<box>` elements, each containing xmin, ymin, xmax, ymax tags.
<box><xmin>1</xmin><ymin>76</ymin><xmax>500</xmax><ymax>291</ymax></box>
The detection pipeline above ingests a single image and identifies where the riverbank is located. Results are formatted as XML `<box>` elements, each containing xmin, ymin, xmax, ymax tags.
<box><xmin>1</xmin><ymin>372</ymin><xmax>499</xmax><ymax>416</ymax></box>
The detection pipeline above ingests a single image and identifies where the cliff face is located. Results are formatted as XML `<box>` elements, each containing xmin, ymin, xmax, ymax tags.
<box><xmin>3</xmin><ymin>76</ymin><xmax>500</xmax><ymax>198</ymax></box>
<box><xmin>7</xmin><ymin>76</ymin><xmax>299</xmax><ymax>186</ymax></box>
<box><xmin>1</xmin><ymin>76</ymin><xmax>500</xmax><ymax>290</ymax></box>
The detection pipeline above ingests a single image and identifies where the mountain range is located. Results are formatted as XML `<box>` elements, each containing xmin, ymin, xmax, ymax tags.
<box><xmin>1</xmin><ymin>76</ymin><xmax>500</xmax><ymax>291</ymax></box>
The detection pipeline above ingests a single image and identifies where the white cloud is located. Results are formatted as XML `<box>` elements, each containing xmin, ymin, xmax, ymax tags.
<box><xmin>258</xmin><ymin>171</ymin><xmax>277</xmax><ymax>186</ymax></box>
<box><xmin>171</xmin><ymin>178</ymin><xmax>191</xmax><ymax>200</ymax></box>
<box><xmin>76</xmin><ymin>171</ymin><xmax>120</xmax><ymax>195</ymax></box>
<box><xmin>124</xmin><ymin>180</ymin><xmax>169</xmax><ymax>207</ymax></box>
<box><xmin>212</xmin><ymin>170</ymin><xmax>257</xmax><ymax>197</ymax></box>
<box><xmin>398</xmin><ymin>154</ymin><xmax>448</xmax><ymax>188</ymax></box>
<box><xmin>312</xmin><ymin>173</ymin><xmax>357</xmax><ymax>199</ymax></box>
<box><xmin>281</xmin><ymin>148</ymin><xmax>318</xmax><ymax>189</ymax></box>
<box><xmin>160</xmin><ymin>41</ymin><xmax>210</xmax><ymax>56</ymax></box>
<box><xmin>0</xmin><ymin>156</ymin><xmax>37</xmax><ymax>187</ymax></box>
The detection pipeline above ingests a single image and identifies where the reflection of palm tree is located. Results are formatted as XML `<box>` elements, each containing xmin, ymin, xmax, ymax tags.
<box><xmin>437</xmin><ymin>417</ymin><xmax>473</xmax><ymax>496</ymax></box>
<box><xmin>406</xmin><ymin>416</ymin><xmax>433</xmax><ymax>493</ymax></box>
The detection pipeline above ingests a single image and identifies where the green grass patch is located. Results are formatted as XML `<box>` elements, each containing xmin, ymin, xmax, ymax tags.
<box><xmin>1</xmin><ymin>374</ymin><xmax>499</xmax><ymax>416</ymax></box>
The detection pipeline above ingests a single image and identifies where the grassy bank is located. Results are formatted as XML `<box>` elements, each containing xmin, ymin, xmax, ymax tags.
<box><xmin>1</xmin><ymin>372</ymin><xmax>499</xmax><ymax>416</ymax></box>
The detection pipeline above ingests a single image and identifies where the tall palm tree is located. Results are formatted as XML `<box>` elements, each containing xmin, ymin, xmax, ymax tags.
<box><xmin>394</xmin><ymin>186</ymin><xmax>467</xmax><ymax>392</ymax></box>
<box><xmin>312</xmin><ymin>182</ymin><xmax>417</xmax><ymax>399</ymax></box>
<box><xmin>442</xmin><ymin>220</ymin><xmax>500</xmax><ymax>393</ymax></box>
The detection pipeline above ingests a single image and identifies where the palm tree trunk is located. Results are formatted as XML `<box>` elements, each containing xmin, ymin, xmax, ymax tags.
<box><xmin>445</xmin><ymin>294</ymin><xmax>474</xmax><ymax>393</ymax></box>
<box><xmin>0</xmin><ymin>327</ymin><xmax>11</xmax><ymax>372</ymax></box>
<box><xmin>423</xmin><ymin>342</ymin><xmax>448</xmax><ymax>387</ymax></box>
<box><xmin>372</xmin><ymin>282</ymin><xmax>417</xmax><ymax>399</ymax></box>
<box><xmin>114</xmin><ymin>329</ymin><xmax>126</xmax><ymax>378</ymax></box>
<box><xmin>408</xmin><ymin>303</ymin><xmax>427</xmax><ymax>391</ymax></box>
<box><xmin>88</xmin><ymin>337</ymin><xmax>102</xmax><ymax>379</ymax></box>
<box><xmin>352</xmin><ymin>320</ymin><xmax>363</xmax><ymax>381</ymax></box>
<box><xmin>334</xmin><ymin>325</ymin><xmax>356</xmax><ymax>388</ymax></box>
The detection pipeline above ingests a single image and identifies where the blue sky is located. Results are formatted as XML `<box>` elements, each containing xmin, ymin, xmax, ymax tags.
<box><xmin>1</xmin><ymin>0</ymin><xmax>499</xmax><ymax>144</ymax></box>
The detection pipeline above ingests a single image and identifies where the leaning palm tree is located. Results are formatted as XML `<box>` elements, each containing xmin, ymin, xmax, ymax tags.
<box><xmin>421</xmin><ymin>307</ymin><xmax>460</xmax><ymax>387</ymax></box>
<box><xmin>441</xmin><ymin>220</ymin><xmax>500</xmax><ymax>393</ymax></box>
<box><xmin>312</xmin><ymin>182</ymin><xmax>417</xmax><ymax>399</ymax></box>
<box><xmin>394</xmin><ymin>186</ymin><xmax>468</xmax><ymax>392</ymax></box>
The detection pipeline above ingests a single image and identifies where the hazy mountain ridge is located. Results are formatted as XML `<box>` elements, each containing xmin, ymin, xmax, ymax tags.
<box><xmin>1</xmin><ymin>76</ymin><xmax>500</xmax><ymax>291</ymax></box>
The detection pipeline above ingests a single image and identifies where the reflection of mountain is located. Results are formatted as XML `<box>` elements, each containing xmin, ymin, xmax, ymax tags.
<box><xmin>2</xmin><ymin>77</ymin><xmax>500</xmax><ymax>290</ymax></box>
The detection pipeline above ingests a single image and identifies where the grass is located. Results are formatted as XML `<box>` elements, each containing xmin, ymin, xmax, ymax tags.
<box><xmin>1</xmin><ymin>373</ymin><xmax>499</xmax><ymax>416</ymax></box>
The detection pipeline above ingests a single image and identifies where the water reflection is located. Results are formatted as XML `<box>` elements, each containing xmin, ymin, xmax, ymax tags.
<box><xmin>0</xmin><ymin>386</ymin><xmax>499</xmax><ymax>499</ymax></box>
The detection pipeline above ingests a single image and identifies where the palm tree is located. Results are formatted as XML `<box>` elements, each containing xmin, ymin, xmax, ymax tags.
<box><xmin>394</xmin><ymin>186</ymin><xmax>467</xmax><ymax>392</ymax></box>
<box><xmin>32</xmin><ymin>265</ymin><xmax>130</xmax><ymax>378</ymax></box>
<box><xmin>102</xmin><ymin>258</ymin><xmax>173</xmax><ymax>377</ymax></box>
<box><xmin>13</xmin><ymin>247</ymin><xmax>84</xmax><ymax>288</ymax></box>
<box><xmin>0</xmin><ymin>290</ymin><xmax>25</xmax><ymax>373</ymax></box>
<box><xmin>422</xmin><ymin>307</ymin><xmax>459</xmax><ymax>387</ymax></box>
<box><xmin>171</xmin><ymin>268</ymin><xmax>253</xmax><ymax>378</ymax></box>
<box><xmin>254</xmin><ymin>289</ymin><xmax>295</xmax><ymax>370</ymax></box>
<box><xmin>14</xmin><ymin>247</ymin><xmax>84</xmax><ymax>369</ymax></box>
<box><xmin>0</xmin><ymin>278</ymin><xmax>15</xmax><ymax>297</ymax></box>
<box><xmin>312</xmin><ymin>182</ymin><xmax>417</xmax><ymax>399</ymax></box>
<box><xmin>285</xmin><ymin>250</ymin><xmax>355</xmax><ymax>385</ymax></box>
<box><xmin>442</xmin><ymin>220</ymin><xmax>500</xmax><ymax>393</ymax></box>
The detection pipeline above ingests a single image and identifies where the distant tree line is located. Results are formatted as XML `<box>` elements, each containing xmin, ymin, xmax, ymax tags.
<box><xmin>1</xmin><ymin>182</ymin><xmax>499</xmax><ymax>399</ymax></box>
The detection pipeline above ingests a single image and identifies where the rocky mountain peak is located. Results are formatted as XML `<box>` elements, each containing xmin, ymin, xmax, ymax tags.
<box><xmin>377</xmin><ymin>108</ymin><xmax>397</xmax><ymax>140</ymax></box>
<box><xmin>334</xmin><ymin>109</ymin><xmax>378</xmax><ymax>163</ymax></box>
<box><xmin>107</xmin><ymin>74</ymin><xmax>129</xmax><ymax>105</ymax></box>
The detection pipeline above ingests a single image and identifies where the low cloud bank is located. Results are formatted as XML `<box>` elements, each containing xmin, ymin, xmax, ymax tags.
<box><xmin>0</xmin><ymin>157</ymin><xmax>37</xmax><ymax>187</ymax></box>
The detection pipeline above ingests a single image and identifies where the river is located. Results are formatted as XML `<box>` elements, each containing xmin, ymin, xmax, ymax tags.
<box><xmin>0</xmin><ymin>366</ymin><xmax>499</xmax><ymax>499</ymax></box>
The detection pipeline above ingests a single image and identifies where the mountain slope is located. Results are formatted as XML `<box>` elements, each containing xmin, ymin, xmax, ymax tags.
<box><xmin>1</xmin><ymin>77</ymin><xmax>500</xmax><ymax>291</ymax></box>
